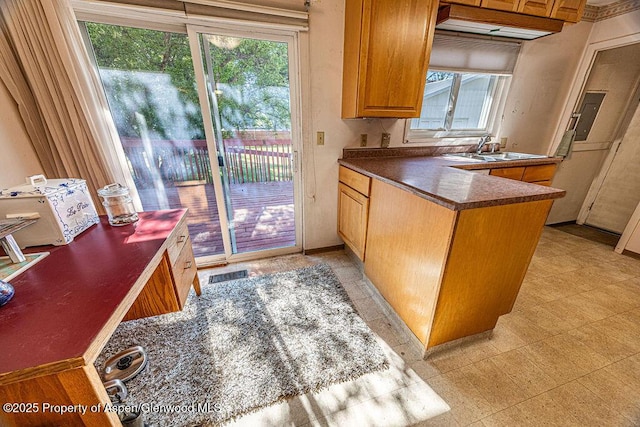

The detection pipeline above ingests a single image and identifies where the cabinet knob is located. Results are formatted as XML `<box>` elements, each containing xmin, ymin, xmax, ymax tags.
<box><xmin>177</xmin><ymin>235</ymin><xmax>186</xmax><ymax>244</ymax></box>
<box><xmin>184</xmin><ymin>261</ymin><xmax>192</xmax><ymax>269</ymax></box>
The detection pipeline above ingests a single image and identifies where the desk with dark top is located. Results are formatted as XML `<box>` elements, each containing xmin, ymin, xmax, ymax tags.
<box><xmin>0</xmin><ymin>209</ymin><xmax>199</xmax><ymax>426</ymax></box>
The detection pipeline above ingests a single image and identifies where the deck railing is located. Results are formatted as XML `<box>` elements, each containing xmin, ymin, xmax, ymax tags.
<box><xmin>121</xmin><ymin>137</ymin><xmax>293</xmax><ymax>187</ymax></box>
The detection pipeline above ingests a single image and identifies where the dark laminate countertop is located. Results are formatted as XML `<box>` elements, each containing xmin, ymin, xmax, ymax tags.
<box><xmin>338</xmin><ymin>156</ymin><xmax>565</xmax><ymax>211</ymax></box>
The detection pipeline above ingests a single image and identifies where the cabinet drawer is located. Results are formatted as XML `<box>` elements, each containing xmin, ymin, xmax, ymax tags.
<box><xmin>173</xmin><ymin>235</ymin><xmax>197</xmax><ymax>308</ymax></box>
<box><xmin>168</xmin><ymin>220</ymin><xmax>189</xmax><ymax>265</ymax></box>
<box><xmin>338</xmin><ymin>182</ymin><xmax>370</xmax><ymax>261</ymax></box>
<box><xmin>490</xmin><ymin>167</ymin><xmax>525</xmax><ymax>181</ymax></box>
<box><xmin>522</xmin><ymin>164</ymin><xmax>556</xmax><ymax>183</ymax></box>
<box><xmin>339</xmin><ymin>166</ymin><xmax>371</xmax><ymax>196</ymax></box>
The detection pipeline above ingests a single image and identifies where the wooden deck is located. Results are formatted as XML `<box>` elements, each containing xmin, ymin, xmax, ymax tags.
<box><xmin>137</xmin><ymin>181</ymin><xmax>295</xmax><ymax>257</ymax></box>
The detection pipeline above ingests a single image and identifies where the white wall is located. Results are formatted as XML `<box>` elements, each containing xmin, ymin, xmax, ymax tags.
<box><xmin>499</xmin><ymin>21</ymin><xmax>593</xmax><ymax>155</ymax></box>
<box><xmin>0</xmin><ymin>79</ymin><xmax>43</xmax><ymax>188</ymax></box>
<box><xmin>302</xmin><ymin>0</ymin><xmax>404</xmax><ymax>250</ymax></box>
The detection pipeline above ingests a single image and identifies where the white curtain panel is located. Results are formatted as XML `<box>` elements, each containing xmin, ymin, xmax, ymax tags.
<box><xmin>0</xmin><ymin>0</ymin><xmax>139</xmax><ymax>213</ymax></box>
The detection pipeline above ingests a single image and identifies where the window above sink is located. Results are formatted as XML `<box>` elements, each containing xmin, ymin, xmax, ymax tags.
<box><xmin>404</xmin><ymin>32</ymin><xmax>519</xmax><ymax>145</ymax></box>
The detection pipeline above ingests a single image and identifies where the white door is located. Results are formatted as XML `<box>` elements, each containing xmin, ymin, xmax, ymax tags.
<box><xmin>583</xmin><ymin>101</ymin><xmax>640</xmax><ymax>233</ymax></box>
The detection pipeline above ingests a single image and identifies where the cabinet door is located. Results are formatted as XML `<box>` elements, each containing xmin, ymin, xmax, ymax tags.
<box><xmin>522</xmin><ymin>164</ymin><xmax>557</xmax><ymax>182</ymax></box>
<box><xmin>490</xmin><ymin>167</ymin><xmax>525</xmax><ymax>181</ymax></box>
<box><xmin>518</xmin><ymin>0</ymin><xmax>554</xmax><ymax>16</ymax></box>
<box><xmin>338</xmin><ymin>183</ymin><xmax>370</xmax><ymax>260</ymax></box>
<box><xmin>551</xmin><ymin>0</ymin><xmax>586</xmax><ymax>22</ymax></box>
<box><xmin>342</xmin><ymin>0</ymin><xmax>439</xmax><ymax>118</ymax></box>
<box><xmin>481</xmin><ymin>0</ymin><xmax>519</xmax><ymax>12</ymax></box>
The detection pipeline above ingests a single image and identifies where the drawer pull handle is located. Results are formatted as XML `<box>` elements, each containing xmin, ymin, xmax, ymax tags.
<box><xmin>184</xmin><ymin>261</ymin><xmax>192</xmax><ymax>269</ymax></box>
<box><xmin>177</xmin><ymin>235</ymin><xmax>186</xmax><ymax>244</ymax></box>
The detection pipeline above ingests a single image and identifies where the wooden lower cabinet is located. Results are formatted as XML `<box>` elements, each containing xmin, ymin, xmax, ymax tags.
<box><xmin>490</xmin><ymin>163</ymin><xmax>557</xmax><ymax>186</ymax></box>
<box><xmin>364</xmin><ymin>178</ymin><xmax>553</xmax><ymax>351</ymax></box>
<box><xmin>338</xmin><ymin>182</ymin><xmax>370</xmax><ymax>261</ymax></box>
<box><xmin>490</xmin><ymin>166</ymin><xmax>525</xmax><ymax>180</ymax></box>
<box><xmin>522</xmin><ymin>163</ymin><xmax>557</xmax><ymax>183</ymax></box>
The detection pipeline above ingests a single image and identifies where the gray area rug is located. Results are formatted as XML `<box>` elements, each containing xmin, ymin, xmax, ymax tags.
<box><xmin>95</xmin><ymin>263</ymin><xmax>389</xmax><ymax>426</ymax></box>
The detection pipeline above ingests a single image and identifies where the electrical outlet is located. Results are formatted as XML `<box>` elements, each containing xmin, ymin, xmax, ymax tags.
<box><xmin>317</xmin><ymin>131</ymin><xmax>325</xmax><ymax>146</ymax></box>
<box><xmin>500</xmin><ymin>137</ymin><xmax>508</xmax><ymax>148</ymax></box>
<box><xmin>381</xmin><ymin>133</ymin><xmax>390</xmax><ymax>148</ymax></box>
<box><xmin>360</xmin><ymin>134</ymin><xmax>367</xmax><ymax>147</ymax></box>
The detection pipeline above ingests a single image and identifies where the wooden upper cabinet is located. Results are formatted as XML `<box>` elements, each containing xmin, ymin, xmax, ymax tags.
<box><xmin>551</xmin><ymin>0</ymin><xmax>586</xmax><ymax>22</ymax></box>
<box><xmin>517</xmin><ymin>0</ymin><xmax>555</xmax><ymax>17</ymax></box>
<box><xmin>449</xmin><ymin>0</ymin><xmax>587</xmax><ymax>21</ymax></box>
<box><xmin>447</xmin><ymin>0</ymin><xmax>481</xmax><ymax>6</ymax></box>
<box><xmin>481</xmin><ymin>0</ymin><xmax>519</xmax><ymax>12</ymax></box>
<box><xmin>342</xmin><ymin>0</ymin><xmax>439</xmax><ymax>118</ymax></box>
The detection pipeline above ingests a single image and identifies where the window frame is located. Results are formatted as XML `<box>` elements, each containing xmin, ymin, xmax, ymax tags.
<box><xmin>404</xmin><ymin>68</ymin><xmax>512</xmax><ymax>144</ymax></box>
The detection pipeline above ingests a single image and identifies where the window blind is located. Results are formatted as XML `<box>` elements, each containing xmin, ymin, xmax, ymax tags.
<box><xmin>184</xmin><ymin>0</ymin><xmax>308</xmax><ymax>28</ymax></box>
<box><xmin>429</xmin><ymin>31</ymin><xmax>521</xmax><ymax>74</ymax></box>
<box><xmin>72</xmin><ymin>0</ymin><xmax>309</xmax><ymax>30</ymax></box>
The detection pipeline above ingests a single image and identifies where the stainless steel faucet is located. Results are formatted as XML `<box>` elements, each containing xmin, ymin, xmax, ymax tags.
<box><xmin>477</xmin><ymin>134</ymin><xmax>492</xmax><ymax>154</ymax></box>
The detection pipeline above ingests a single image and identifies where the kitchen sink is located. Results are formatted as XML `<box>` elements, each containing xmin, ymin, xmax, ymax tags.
<box><xmin>442</xmin><ymin>152</ymin><xmax>548</xmax><ymax>162</ymax></box>
<box><xmin>441</xmin><ymin>153</ymin><xmax>488</xmax><ymax>162</ymax></box>
<box><xmin>481</xmin><ymin>152</ymin><xmax>548</xmax><ymax>160</ymax></box>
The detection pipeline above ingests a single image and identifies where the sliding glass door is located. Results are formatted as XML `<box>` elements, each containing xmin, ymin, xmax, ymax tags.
<box><xmin>82</xmin><ymin>22</ymin><xmax>301</xmax><ymax>263</ymax></box>
<box><xmin>190</xmin><ymin>29</ymin><xmax>297</xmax><ymax>255</ymax></box>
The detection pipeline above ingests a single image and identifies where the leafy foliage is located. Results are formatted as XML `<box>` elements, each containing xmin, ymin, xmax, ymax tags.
<box><xmin>85</xmin><ymin>22</ymin><xmax>291</xmax><ymax>140</ymax></box>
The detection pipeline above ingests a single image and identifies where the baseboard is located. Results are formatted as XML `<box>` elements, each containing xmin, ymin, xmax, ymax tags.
<box><xmin>303</xmin><ymin>244</ymin><xmax>345</xmax><ymax>255</ymax></box>
<box><xmin>423</xmin><ymin>330</ymin><xmax>493</xmax><ymax>359</ymax></box>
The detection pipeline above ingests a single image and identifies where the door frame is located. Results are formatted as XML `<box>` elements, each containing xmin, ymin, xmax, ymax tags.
<box><xmin>76</xmin><ymin>5</ymin><xmax>305</xmax><ymax>266</ymax></box>
<box><xmin>548</xmin><ymin>33</ymin><xmax>640</xmax><ymax>157</ymax></box>
<box><xmin>187</xmin><ymin>23</ymin><xmax>304</xmax><ymax>266</ymax></box>
<box><xmin>547</xmin><ymin>33</ymin><xmax>640</xmax><ymax>243</ymax></box>
<box><xmin>576</xmin><ymin>78</ymin><xmax>640</xmax><ymax>227</ymax></box>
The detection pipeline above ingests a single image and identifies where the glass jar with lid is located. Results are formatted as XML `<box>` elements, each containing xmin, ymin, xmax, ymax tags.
<box><xmin>97</xmin><ymin>184</ymin><xmax>139</xmax><ymax>226</ymax></box>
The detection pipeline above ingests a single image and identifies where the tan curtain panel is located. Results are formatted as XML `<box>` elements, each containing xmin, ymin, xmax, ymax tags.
<box><xmin>0</xmin><ymin>0</ymin><xmax>138</xmax><ymax>213</ymax></box>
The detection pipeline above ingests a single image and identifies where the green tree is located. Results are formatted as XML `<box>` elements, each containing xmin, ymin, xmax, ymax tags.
<box><xmin>85</xmin><ymin>22</ymin><xmax>291</xmax><ymax>140</ymax></box>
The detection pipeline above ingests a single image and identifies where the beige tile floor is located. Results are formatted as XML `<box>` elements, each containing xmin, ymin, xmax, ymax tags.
<box><xmin>197</xmin><ymin>227</ymin><xmax>640</xmax><ymax>426</ymax></box>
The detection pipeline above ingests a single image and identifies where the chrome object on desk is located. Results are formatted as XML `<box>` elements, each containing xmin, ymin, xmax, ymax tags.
<box><xmin>0</xmin><ymin>218</ymin><xmax>37</xmax><ymax>263</ymax></box>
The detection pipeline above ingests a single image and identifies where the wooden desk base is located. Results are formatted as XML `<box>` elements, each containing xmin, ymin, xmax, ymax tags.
<box><xmin>0</xmin><ymin>367</ymin><xmax>120</xmax><ymax>426</ymax></box>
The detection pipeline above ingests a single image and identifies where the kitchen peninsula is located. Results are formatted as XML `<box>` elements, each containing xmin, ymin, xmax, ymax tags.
<box><xmin>338</xmin><ymin>153</ymin><xmax>565</xmax><ymax>355</ymax></box>
<box><xmin>0</xmin><ymin>209</ymin><xmax>199</xmax><ymax>426</ymax></box>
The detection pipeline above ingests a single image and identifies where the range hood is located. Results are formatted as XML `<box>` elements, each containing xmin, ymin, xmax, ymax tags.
<box><xmin>436</xmin><ymin>4</ymin><xmax>565</xmax><ymax>40</ymax></box>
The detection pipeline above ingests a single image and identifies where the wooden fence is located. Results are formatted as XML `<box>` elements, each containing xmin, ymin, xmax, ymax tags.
<box><xmin>120</xmin><ymin>137</ymin><xmax>293</xmax><ymax>187</ymax></box>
